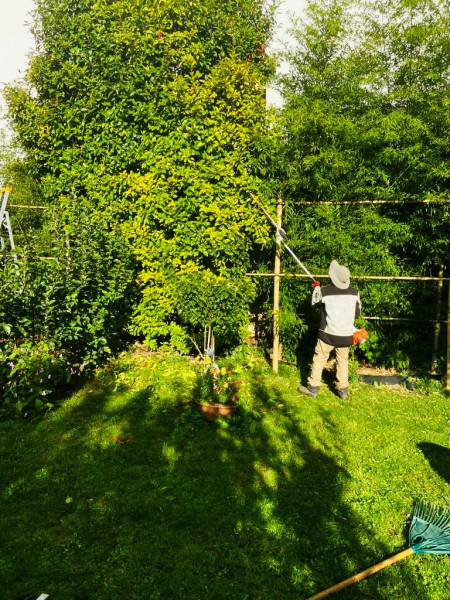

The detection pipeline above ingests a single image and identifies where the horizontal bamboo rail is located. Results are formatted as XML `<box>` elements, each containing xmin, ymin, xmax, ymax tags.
<box><xmin>2</xmin><ymin>254</ymin><xmax>57</xmax><ymax>260</ymax></box>
<box><xmin>363</xmin><ymin>316</ymin><xmax>447</xmax><ymax>323</ymax></box>
<box><xmin>295</xmin><ymin>199</ymin><xmax>450</xmax><ymax>205</ymax></box>
<box><xmin>295</xmin><ymin>313</ymin><xmax>446</xmax><ymax>324</ymax></box>
<box><xmin>9</xmin><ymin>204</ymin><xmax>47</xmax><ymax>209</ymax></box>
<box><xmin>9</xmin><ymin>199</ymin><xmax>450</xmax><ymax>210</ymax></box>
<box><xmin>246</xmin><ymin>273</ymin><xmax>450</xmax><ymax>282</ymax></box>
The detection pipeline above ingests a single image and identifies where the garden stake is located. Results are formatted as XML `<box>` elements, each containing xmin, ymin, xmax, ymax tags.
<box><xmin>307</xmin><ymin>500</ymin><xmax>450</xmax><ymax>600</ymax></box>
<box><xmin>204</xmin><ymin>325</ymin><xmax>215</xmax><ymax>371</ymax></box>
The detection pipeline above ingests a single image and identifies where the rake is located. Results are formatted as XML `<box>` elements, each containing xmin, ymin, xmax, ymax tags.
<box><xmin>308</xmin><ymin>500</ymin><xmax>450</xmax><ymax>600</ymax></box>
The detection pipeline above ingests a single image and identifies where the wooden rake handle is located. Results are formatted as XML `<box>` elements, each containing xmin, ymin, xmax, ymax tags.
<box><xmin>307</xmin><ymin>547</ymin><xmax>414</xmax><ymax>600</ymax></box>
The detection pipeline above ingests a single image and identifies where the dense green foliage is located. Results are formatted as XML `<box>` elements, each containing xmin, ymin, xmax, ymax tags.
<box><xmin>1</xmin><ymin>0</ymin><xmax>279</xmax><ymax>414</ymax></box>
<box><xmin>261</xmin><ymin>0</ymin><xmax>450</xmax><ymax>368</ymax></box>
<box><xmin>280</xmin><ymin>0</ymin><xmax>449</xmax><ymax>202</ymax></box>
<box><xmin>1</xmin><ymin>348</ymin><xmax>449</xmax><ymax>597</ymax></box>
<box><xmin>5</xmin><ymin>0</ymin><xmax>277</xmax><ymax>353</ymax></box>
<box><xmin>0</xmin><ymin>202</ymin><xmax>138</xmax><ymax>414</ymax></box>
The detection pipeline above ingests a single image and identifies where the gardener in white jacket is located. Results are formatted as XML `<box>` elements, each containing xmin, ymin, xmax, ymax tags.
<box><xmin>298</xmin><ymin>260</ymin><xmax>361</xmax><ymax>400</ymax></box>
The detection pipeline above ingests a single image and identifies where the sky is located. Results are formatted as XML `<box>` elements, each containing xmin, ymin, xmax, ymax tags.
<box><xmin>0</xmin><ymin>0</ymin><xmax>305</xmax><ymax>129</ymax></box>
<box><xmin>0</xmin><ymin>1</ymin><xmax>35</xmax><ymax>95</ymax></box>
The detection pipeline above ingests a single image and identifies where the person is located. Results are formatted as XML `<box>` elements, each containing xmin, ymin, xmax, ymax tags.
<box><xmin>298</xmin><ymin>260</ymin><xmax>361</xmax><ymax>400</ymax></box>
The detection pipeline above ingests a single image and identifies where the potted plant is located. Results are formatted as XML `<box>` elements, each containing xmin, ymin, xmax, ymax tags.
<box><xmin>194</xmin><ymin>362</ymin><xmax>241</xmax><ymax>420</ymax></box>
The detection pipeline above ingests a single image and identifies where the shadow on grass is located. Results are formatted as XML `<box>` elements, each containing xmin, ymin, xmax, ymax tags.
<box><xmin>417</xmin><ymin>442</ymin><xmax>450</xmax><ymax>485</ymax></box>
<box><xmin>297</xmin><ymin>347</ymin><xmax>339</xmax><ymax>395</ymax></box>
<box><xmin>0</xmin><ymin>364</ymin><xmax>432</xmax><ymax>600</ymax></box>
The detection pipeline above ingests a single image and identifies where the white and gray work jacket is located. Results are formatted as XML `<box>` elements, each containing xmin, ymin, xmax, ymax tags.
<box><xmin>313</xmin><ymin>284</ymin><xmax>361</xmax><ymax>347</ymax></box>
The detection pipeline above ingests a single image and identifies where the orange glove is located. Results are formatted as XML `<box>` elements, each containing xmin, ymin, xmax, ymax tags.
<box><xmin>353</xmin><ymin>328</ymin><xmax>369</xmax><ymax>345</ymax></box>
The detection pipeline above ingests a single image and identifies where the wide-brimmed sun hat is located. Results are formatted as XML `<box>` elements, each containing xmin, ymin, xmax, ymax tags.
<box><xmin>329</xmin><ymin>260</ymin><xmax>350</xmax><ymax>289</ymax></box>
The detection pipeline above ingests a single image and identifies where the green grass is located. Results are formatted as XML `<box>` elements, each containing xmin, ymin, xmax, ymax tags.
<box><xmin>1</xmin><ymin>347</ymin><xmax>449</xmax><ymax>599</ymax></box>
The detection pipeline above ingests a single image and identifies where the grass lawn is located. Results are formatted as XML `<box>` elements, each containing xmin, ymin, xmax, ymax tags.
<box><xmin>1</xmin><ymin>346</ymin><xmax>449</xmax><ymax>599</ymax></box>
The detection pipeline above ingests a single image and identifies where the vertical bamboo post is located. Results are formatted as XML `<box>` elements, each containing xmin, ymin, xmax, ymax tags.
<box><xmin>430</xmin><ymin>265</ymin><xmax>444</xmax><ymax>374</ymax></box>
<box><xmin>446</xmin><ymin>282</ymin><xmax>450</xmax><ymax>391</ymax></box>
<box><xmin>272</xmin><ymin>198</ymin><xmax>283</xmax><ymax>373</ymax></box>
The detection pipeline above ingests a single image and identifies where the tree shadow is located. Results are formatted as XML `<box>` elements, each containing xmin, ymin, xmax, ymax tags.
<box><xmin>0</xmin><ymin>362</ymin><xmax>433</xmax><ymax>599</ymax></box>
<box><xmin>417</xmin><ymin>442</ymin><xmax>450</xmax><ymax>484</ymax></box>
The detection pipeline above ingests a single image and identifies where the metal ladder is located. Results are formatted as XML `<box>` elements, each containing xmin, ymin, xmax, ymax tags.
<box><xmin>0</xmin><ymin>187</ymin><xmax>18</xmax><ymax>267</ymax></box>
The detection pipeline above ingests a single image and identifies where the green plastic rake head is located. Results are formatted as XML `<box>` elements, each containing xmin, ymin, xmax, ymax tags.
<box><xmin>308</xmin><ymin>500</ymin><xmax>450</xmax><ymax>600</ymax></box>
<box><xmin>410</xmin><ymin>499</ymin><xmax>450</xmax><ymax>554</ymax></box>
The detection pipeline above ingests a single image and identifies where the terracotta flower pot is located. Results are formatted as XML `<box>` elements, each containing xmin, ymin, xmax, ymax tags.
<box><xmin>195</xmin><ymin>400</ymin><xmax>238</xmax><ymax>421</ymax></box>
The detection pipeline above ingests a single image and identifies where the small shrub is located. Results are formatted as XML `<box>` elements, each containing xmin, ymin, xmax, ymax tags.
<box><xmin>412</xmin><ymin>377</ymin><xmax>444</xmax><ymax>396</ymax></box>
<box><xmin>0</xmin><ymin>340</ymin><xmax>77</xmax><ymax>414</ymax></box>
<box><xmin>193</xmin><ymin>364</ymin><xmax>240</xmax><ymax>405</ymax></box>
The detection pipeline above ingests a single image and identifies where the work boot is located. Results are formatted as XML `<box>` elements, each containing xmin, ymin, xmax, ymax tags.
<box><xmin>297</xmin><ymin>385</ymin><xmax>319</xmax><ymax>398</ymax></box>
<box><xmin>337</xmin><ymin>387</ymin><xmax>348</xmax><ymax>400</ymax></box>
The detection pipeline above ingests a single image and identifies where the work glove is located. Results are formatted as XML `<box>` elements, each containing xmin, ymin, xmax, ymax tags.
<box><xmin>353</xmin><ymin>328</ymin><xmax>369</xmax><ymax>345</ymax></box>
<box><xmin>311</xmin><ymin>281</ymin><xmax>322</xmax><ymax>305</ymax></box>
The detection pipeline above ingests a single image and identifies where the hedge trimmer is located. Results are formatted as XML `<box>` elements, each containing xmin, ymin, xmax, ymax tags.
<box><xmin>307</xmin><ymin>500</ymin><xmax>450</xmax><ymax>599</ymax></box>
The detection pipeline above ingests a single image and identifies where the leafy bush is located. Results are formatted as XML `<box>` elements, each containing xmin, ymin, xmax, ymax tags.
<box><xmin>176</xmin><ymin>272</ymin><xmax>256</xmax><ymax>354</ymax></box>
<box><xmin>0</xmin><ymin>201</ymin><xmax>138</xmax><ymax>415</ymax></box>
<box><xmin>0</xmin><ymin>202</ymin><xmax>138</xmax><ymax>362</ymax></box>
<box><xmin>0</xmin><ymin>340</ymin><xmax>73</xmax><ymax>414</ymax></box>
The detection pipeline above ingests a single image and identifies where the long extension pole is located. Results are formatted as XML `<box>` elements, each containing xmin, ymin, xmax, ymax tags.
<box><xmin>254</xmin><ymin>196</ymin><xmax>316</xmax><ymax>283</ymax></box>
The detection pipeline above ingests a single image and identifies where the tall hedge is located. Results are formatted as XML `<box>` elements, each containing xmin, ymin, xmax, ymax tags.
<box><xmin>5</xmin><ymin>0</ymin><xmax>277</xmax><ymax>351</ymax></box>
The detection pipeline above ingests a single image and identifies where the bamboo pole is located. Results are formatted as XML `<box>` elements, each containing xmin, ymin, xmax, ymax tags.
<box><xmin>272</xmin><ymin>198</ymin><xmax>282</xmax><ymax>373</ymax></box>
<box><xmin>246</xmin><ymin>273</ymin><xmax>450</xmax><ymax>282</ymax></box>
<box><xmin>295</xmin><ymin>199</ymin><xmax>450</xmax><ymax>205</ymax></box>
<box><xmin>447</xmin><ymin>282</ymin><xmax>450</xmax><ymax>391</ymax></box>
<box><xmin>307</xmin><ymin>548</ymin><xmax>414</xmax><ymax>600</ymax></box>
<box><xmin>9</xmin><ymin>204</ymin><xmax>47</xmax><ymax>210</ymax></box>
<box><xmin>1</xmin><ymin>254</ymin><xmax>57</xmax><ymax>261</ymax></box>
<box><xmin>431</xmin><ymin>265</ymin><xmax>444</xmax><ymax>374</ymax></box>
<box><xmin>9</xmin><ymin>199</ymin><xmax>450</xmax><ymax>209</ymax></box>
<box><xmin>363</xmin><ymin>316</ymin><xmax>446</xmax><ymax>323</ymax></box>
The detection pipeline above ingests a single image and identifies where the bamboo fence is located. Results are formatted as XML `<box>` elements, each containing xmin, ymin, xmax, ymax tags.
<box><xmin>248</xmin><ymin>199</ymin><xmax>450</xmax><ymax>389</ymax></box>
<box><xmin>6</xmin><ymin>196</ymin><xmax>450</xmax><ymax>388</ymax></box>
